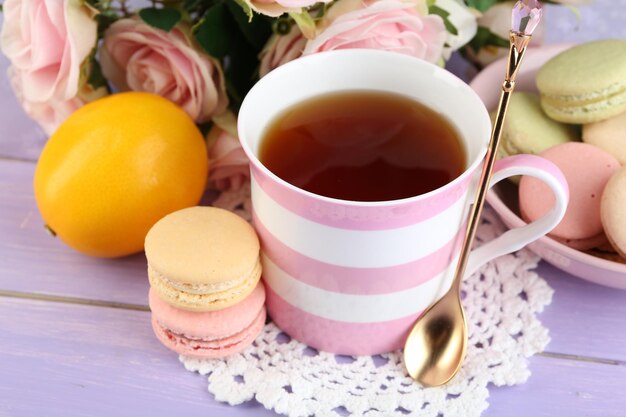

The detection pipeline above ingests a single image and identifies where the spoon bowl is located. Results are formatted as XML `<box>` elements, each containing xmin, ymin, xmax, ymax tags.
<box><xmin>404</xmin><ymin>282</ymin><xmax>467</xmax><ymax>386</ymax></box>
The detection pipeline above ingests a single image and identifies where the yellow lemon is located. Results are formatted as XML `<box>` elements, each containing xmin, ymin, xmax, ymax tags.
<box><xmin>34</xmin><ymin>92</ymin><xmax>209</xmax><ymax>258</ymax></box>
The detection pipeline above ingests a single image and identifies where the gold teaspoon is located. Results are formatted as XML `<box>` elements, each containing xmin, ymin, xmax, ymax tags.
<box><xmin>403</xmin><ymin>0</ymin><xmax>544</xmax><ymax>387</ymax></box>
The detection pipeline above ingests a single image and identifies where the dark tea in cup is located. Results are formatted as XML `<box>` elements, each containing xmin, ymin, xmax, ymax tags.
<box><xmin>259</xmin><ymin>90</ymin><xmax>466</xmax><ymax>202</ymax></box>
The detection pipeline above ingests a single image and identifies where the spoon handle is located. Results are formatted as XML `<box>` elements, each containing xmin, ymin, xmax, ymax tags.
<box><xmin>449</xmin><ymin>31</ymin><xmax>532</xmax><ymax>296</ymax></box>
<box><xmin>403</xmin><ymin>1</ymin><xmax>543</xmax><ymax>387</ymax></box>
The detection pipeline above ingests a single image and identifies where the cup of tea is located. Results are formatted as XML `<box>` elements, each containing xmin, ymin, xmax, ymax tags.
<box><xmin>238</xmin><ymin>49</ymin><xmax>568</xmax><ymax>356</ymax></box>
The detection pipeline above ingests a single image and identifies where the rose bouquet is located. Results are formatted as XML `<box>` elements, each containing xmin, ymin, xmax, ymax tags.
<box><xmin>0</xmin><ymin>0</ymin><xmax>583</xmax><ymax>200</ymax></box>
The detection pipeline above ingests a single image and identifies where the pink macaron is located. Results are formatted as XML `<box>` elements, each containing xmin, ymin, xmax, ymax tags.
<box><xmin>149</xmin><ymin>283</ymin><xmax>266</xmax><ymax>358</ymax></box>
<box><xmin>519</xmin><ymin>142</ymin><xmax>620</xmax><ymax>250</ymax></box>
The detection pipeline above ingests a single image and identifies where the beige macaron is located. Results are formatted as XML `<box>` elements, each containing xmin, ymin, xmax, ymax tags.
<box><xmin>145</xmin><ymin>206</ymin><xmax>262</xmax><ymax>311</ymax></box>
<box><xmin>601</xmin><ymin>167</ymin><xmax>626</xmax><ymax>258</ymax></box>
<box><xmin>583</xmin><ymin>110</ymin><xmax>626</xmax><ymax>164</ymax></box>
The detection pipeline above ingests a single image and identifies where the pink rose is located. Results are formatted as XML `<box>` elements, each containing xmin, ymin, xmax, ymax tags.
<box><xmin>206</xmin><ymin>121</ymin><xmax>252</xmax><ymax>220</ymax></box>
<box><xmin>8</xmin><ymin>65</ymin><xmax>106</xmax><ymax>135</ymax></box>
<box><xmin>304</xmin><ymin>0</ymin><xmax>447</xmax><ymax>63</ymax></box>
<box><xmin>100</xmin><ymin>18</ymin><xmax>228</xmax><ymax>123</ymax></box>
<box><xmin>207</xmin><ymin>124</ymin><xmax>250</xmax><ymax>193</ymax></box>
<box><xmin>259</xmin><ymin>25</ymin><xmax>307</xmax><ymax>77</ymax></box>
<box><xmin>244</xmin><ymin>0</ymin><xmax>330</xmax><ymax>18</ymax></box>
<box><xmin>0</xmin><ymin>0</ymin><xmax>98</xmax><ymax>103</ymax></box>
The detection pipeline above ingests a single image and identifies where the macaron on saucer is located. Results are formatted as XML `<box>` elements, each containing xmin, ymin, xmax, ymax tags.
<box><xmin>583</xmin><ymin>111</ymin><xmax>626</xmax><ymax>165</ymax></box>
<box><xmin>519</xmin><ymin>142</ymin><xmax>619</xmax><ymax>251</ymax></box>
<box><xmin>602</xmin><ymin>167</ymin><xmax>626</xmax><ymax>259</ymax></box>
<box><xmin>536</xmin><ymin>40</ymin><xmax>626</xmax><ymax>124</ymax></box>
<box><xmin>471</xmin><ymin>43</ymin><xmax>626</xmax><ymax>289</ymax></box>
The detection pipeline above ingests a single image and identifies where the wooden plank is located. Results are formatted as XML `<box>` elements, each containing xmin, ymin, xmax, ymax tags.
<box><xmin>3</xmin><ymin>157</ymin><xmax>626</xmax><ymax>363</ymax></box>
<box><xmin>538</xmin><ymin>262</ymin><xmax>626</xmax><ymax>363</ymax></box>
<box><xmin>1</xmin><ymin>296</ymin><xmax>625</xmax><ymax>417</ymax></box>
<box><xmin>484</xmin><ymin>355</ymin><xmax>626</xmax><ymax>417</ymax></box>
<box><xmin>0</xmin><ymin>159</ymin><xmax>150</xmax><ymax>306</ymax></box>
<box><xmin>0</xmin><ymin>296</ymin><xmax>277</xmax><ymax>417</ymax></box>
<box><xmin>0</xmin><ymin>52</ymin><xmax>47</xmax><ymax>162</ymax></box>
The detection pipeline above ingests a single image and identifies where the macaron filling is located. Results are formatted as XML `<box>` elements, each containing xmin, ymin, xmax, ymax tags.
<box><xmin>542</xmin><ymin>91</ymin><xmax>626</xmax><ymax>116</ymax></box>
<box><xmin>541</xmin><ymin>80</ymin><xmax>626</xmax><ymax>104</ymax></box>
<box><xmin>148</xmin><ymin>258</ymin><xmax>262</xmax><ymax>310</ymax></box>
<box><xmin>148</xmin><ymin>265</ymin><xmax>244</xmax><ymax>294</ymax></box>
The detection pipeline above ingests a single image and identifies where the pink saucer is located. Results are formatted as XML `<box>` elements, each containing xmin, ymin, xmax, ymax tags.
<box><xmin>471</xmin><ymin>43</ymin><xmax>626</xmax><ymax>289</ymax></box>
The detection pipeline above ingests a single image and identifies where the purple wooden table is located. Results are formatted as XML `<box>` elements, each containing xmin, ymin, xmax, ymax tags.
<box><xmin>2</xmin><ymin>3</ymin><xmax>626</xmax><ymax>416</ymax></box>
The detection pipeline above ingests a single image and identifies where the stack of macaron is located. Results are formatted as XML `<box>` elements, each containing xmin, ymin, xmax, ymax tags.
<box><xmin>497</xmin><ymin>39</ymin><xmax>626</xmax><ymax>263</ymax></box>
<box><xmin>145</xmin><ymin>206</ymin><xmax>266</xmax><ymax>358</ymax></box>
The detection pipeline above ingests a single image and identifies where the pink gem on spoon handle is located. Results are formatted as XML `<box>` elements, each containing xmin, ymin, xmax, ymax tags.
<box><xmin>512</xmin><ymin>0</ymin><xmax>543</xmax><ymax>35</ymax></box>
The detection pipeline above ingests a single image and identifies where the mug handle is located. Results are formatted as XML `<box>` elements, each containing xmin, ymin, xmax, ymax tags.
<box><xmin>466</xmin><ymin>154</ymin><xmax>569</xmax><ymax>276</ymax></box>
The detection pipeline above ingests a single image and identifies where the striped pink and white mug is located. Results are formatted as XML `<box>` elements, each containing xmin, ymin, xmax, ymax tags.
<box><xmin>238</xmin><ymin>49</ymin><xmax>569</xmax><ymax>355</ymax></box>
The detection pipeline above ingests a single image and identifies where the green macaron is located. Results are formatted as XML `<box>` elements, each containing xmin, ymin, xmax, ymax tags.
<box><xmin>495</xmin><ymin>92</ymin><xmax>578</xmax><ymax>160</ymax></box>
<box><xmin>536</xmin><ymin>40</ymin><xmax>626</xmax><ymax>124</ymax></box>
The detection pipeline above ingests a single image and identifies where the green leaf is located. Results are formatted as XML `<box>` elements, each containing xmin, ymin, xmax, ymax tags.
<box><xmin>467</xmin><ymin>26</ymin><xmax>509</xmax><ymax>53</ymax></box>
<box><xmin>429</xmin><ymin>5</ymin><xmax>458</xmax><ymax>36</ymax></box>
<box><xmin>313</xmin><ymin>3</ymin><xmax>328</xmax><ymax>20</ymax></box>
<box><xmin>224</xmin><ymin>38</ymin><xmax>259</xmax><ymax>111</ymax></box>
<box><xmin>138</xmin><ymin>7</ymin><xmax>182</xmax><ymax>32</ymax></box>
<box><xmin>183</xmin><ymin>0</ymin><xmax>204</xmax><ymax>10</ymax></box>
<box><xmin>198</xmin><ymin>121</ymin><xmax>214</xmax><ymax>138</ymax></box>
<box><xmin>230</xmin><ymin>0</ymin><xmax>254</xmax><ymax>22</ymax></box>
<box><xmin>464</xmin><ymin>0</ymin><xmax>498</xmax><ymax>12</ymax></box>
<box><xmin>443</xmin><ymin>19</ymin><xmax>459</xmax><ymax>36</ymax></box>
<box><xmin>194</xmin><ymin>2</ymin><xmax>261</xmax><ymax>110</ymax></box>
<box><xmin>429</xmin><ymin>4</ymin><xmax>450</xmax><ymax>18</ymax></box>
<box><xmin>289</xmin><ymin>10</ymin><xmax>316</xmax><ymax>39</ymax></box>
<box><xmin>88</xmin><ymin>57</ymin><xmax>107</xmax><ymax>89</ymax></box>
<box><xmin>225</xmin><ymin>0</ymin><xmax>273</xmax><ymax>51</ymax></box>
<box><xmin>95</xmin><ymin>9</ymin><xmax>118</xmax><ymax>36</ymax></box>
<box><xmin>194</xmin><ymin>3</ymin><xmax>230</xmax><ymax>58</ymax></box>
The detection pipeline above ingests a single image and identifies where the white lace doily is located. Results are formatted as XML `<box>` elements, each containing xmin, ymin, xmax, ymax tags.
<box><xmin>183</xmin><ymin>189</ymin><xmax>553</xmax><ymax>417</ymax></box>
